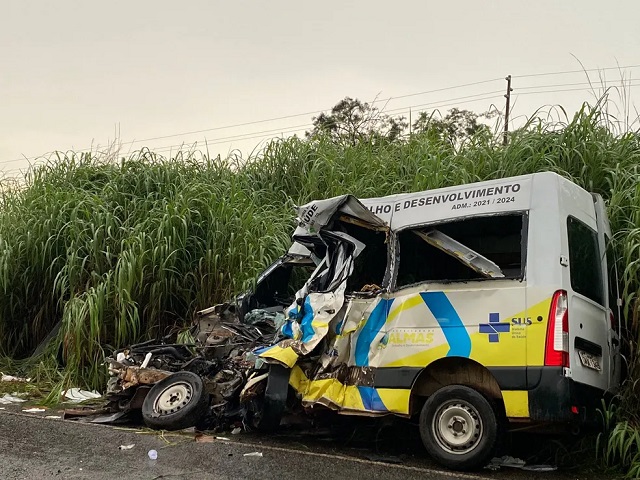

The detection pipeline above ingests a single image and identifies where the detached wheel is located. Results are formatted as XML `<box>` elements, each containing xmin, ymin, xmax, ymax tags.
<box><xmin>142</xmin><ymin>371</ymin><xmax>208</xmax><ymax>431</ymax></box>
<box><xmin>419</xmin><ymin>385</ymin><xmax>498</xmax><ymax>471</ymax></box>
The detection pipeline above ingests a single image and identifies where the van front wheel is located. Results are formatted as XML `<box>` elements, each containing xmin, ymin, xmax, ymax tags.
<box><xmin>419</xmin><ymin>385</ymin><xmax>498</xmax><ymax>470</ymax></box>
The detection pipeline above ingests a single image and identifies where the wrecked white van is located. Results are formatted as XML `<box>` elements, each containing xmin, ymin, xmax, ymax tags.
<box><xmin>255</xmin><ymin>171</ymin><xmax>621</xmax><ymax>469</ymax></box>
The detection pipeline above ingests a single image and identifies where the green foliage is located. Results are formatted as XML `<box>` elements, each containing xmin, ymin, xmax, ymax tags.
<box><xmin>0</xmin><ymin>150</ymin><xmax>293</xmax><ymax>388</ymax></box>
<box><xmin>412</xmin><ymin>107</ymin><xmax>499</xmax><ymax>146</ymax></box>
<box><xmin>307</xmin><ymin>97</ymin><xmax>408</xmax><ymax>146</ymax></box>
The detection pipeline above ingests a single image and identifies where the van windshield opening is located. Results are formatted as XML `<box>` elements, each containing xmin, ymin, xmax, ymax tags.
<box><xmin>341</xmin><ymin>221</ymin><xmax>387</xmax><ymax>292</ymax></box>
<box><xmin>396</xmin><ymin>213</ymin><xmax>525</xmax><ymax>288</ymax></box>
<box><xmin>252</xmin><ymin>258</ymin><xmax>317</xmax><ymax>308</ymax></box>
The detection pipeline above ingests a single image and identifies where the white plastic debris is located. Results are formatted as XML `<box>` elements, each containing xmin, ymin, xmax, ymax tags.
<box><xmin>63</xmin><ymin>388</ymin><xmax>101</xmax><ymax>403</ymax></box>
<box><xmin>215</xmin><ymin>436</ymin><xmax>230</xmax><ymax>441</ymax></box>
<box><xmin>45</xmin><ymin>415</ymin><xmax>61</xmax><ymax>419</ymax></box>
<box><xmin>140</xmin><ymin>352</ymin><xmax>152</xmax><ymax>369</ymax></box>
<box><xmin>148</xmin><ymin>449</ymin><xmax>158</xmax><ymax>460</ymax></box>
<box><xmin>231</xmin><ymin>427</ymin><xmax>242</xmax><ymax>435</ymax></box>
<box><xmin>116</xmin><ymin>352</ymin><xmax>126</xmax><ymax>363</ymax></box>
<box><xmin>0</xmin><ymin>407</ymin><xmax>5</xmax><ymax>410</ymax></box>
<box><xmin>243</xmin><ymin>452</ymin><xmax>263</xmax><ymax>457</ymax></box>
<box><xmin>1</xmin><ymin>373</ymin><xmax>30</xmax><ymax>382</ymax></box>
<box><xmin>22</xmin><ymin>408</ymin><xmax>46</xmax><ymax>413</ymax></box>
<box><xmin>0</xmin><ymin>394</ymin><xmax>27</xmax><ymax>404</ymax></box>
<box><xmin>119</xmin><ymin>444</ymin><xmax>135</xmax><ymax>450</ymax></box>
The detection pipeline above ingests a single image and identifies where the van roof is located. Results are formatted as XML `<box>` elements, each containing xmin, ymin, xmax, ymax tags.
<box><xmin>359</xmin><ymin>171</ymin><xmax>589</xmax><ymax>230</ymax></box>
<box><xmin>288</xmin><ymin>171</ymin><xmax>590</xmax><ymax>254</ymax></box>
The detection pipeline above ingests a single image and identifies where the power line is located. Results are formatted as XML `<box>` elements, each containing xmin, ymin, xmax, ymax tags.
<box><xmin>0</xmin><ymin>77</ymin><xmax>507</xmax><ymax>164</ymax></box>
<box><xmin>1</xmin><ymin>83</ymin><xmax>632</xmax><ymax>168</ymax></box>
<box><xmin>386</xmin><ymin>95</ymin><xmax>504</xmax><ymax>119</ymax></box>
<box><xmin>114</xmin><ymin>91</ymin><xmax>508</xmax><ymax>154</ymax></box>
<box><xmin>516</xmin><ymin>83</ymin><xmax>640</xmax><ymax>96</ymax></box>
<box><xmin>518</xmin><ymin>78</ymin><xmax>635</xmax><ymax>90</ymax></box>
<box><xmin>0</xmin><ymin>76</ymin><xmax>633</xmax><ymax>177</ymax></box>
<box><xmin>513</xmin><ymin>63</ymin><xmax>640</xmax><ymax>79</ymax></box>
<box><xmin>1</xmin><ymin>92</ymin><xmax>509</xmax><ymax>170</ymax></box>
<box><xmin>3</xmin><ymin>63</ymin><xmax>640</xmax><ymax>167</ymax></box>
<box><xmin>150</xmin><ymin>95</ymin><xmax>508</xmax><ymax>155</ymax></box>
<box><xmin>371</xmin><ymin>77</ymin><xmax>503</xmax><ymax>103</ymax></box>
<box><xmin>149</xmin><ymin>124</ymin><xmax>313</xmax><ymax>155</ymax></box>
<box><xmin>155</xmin><ymin>130</ymin><xmax>309</xmax><ymax>155</ymax></box>
<box><xmin>121</xmin><ymin>77</ymin><xmax>505</xmax><ymax>145</ymax></box>
<box><xmin>384</xmin><ymin>90</ymin><xmax>505</xmax><ymax>115</ymax></box>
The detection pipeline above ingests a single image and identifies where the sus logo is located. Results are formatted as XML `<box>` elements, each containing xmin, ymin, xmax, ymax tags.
<box><xmin>479</xmin><ymin>312</ymin><xmax>511</xmax><ymax>343</ymax></box>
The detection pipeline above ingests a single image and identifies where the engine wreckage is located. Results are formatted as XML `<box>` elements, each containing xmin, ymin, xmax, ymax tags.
<box><xmin>105</xmin><ymin>195</ymin><xmax>393</xmax><ymax>432</ymax></box>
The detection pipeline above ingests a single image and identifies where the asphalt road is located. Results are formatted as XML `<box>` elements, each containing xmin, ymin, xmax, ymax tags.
<box><xmin>0</xmin><ymin>409</ymin><xmax>603</xmax><ymax>480</ymax></box>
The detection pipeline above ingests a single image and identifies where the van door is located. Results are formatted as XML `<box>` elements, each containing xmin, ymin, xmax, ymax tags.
<box><xmin>565</xmin><ymin>214</ymin><xmax>609</xmax><ymax>392</ymax></box>
<box><xmin>592</xmin><ymin>194</ymin><xmax>621</xmax><ymax>392</ymax></box>
<box><xmin>605</xmin><ymin>241</ymin><xmax>622</xmax><ymax>392</ymax></box>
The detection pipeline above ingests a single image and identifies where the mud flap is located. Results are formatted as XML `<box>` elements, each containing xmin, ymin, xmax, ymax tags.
<box><xmin>257</xmin><ymin>364</ymin><xmax>290</xmax><ymax>432</ymax></box>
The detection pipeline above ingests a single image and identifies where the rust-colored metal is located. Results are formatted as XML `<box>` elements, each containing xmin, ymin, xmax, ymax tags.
<box><xmin>120</xmin><ymin>367</ymin><xmax>172</xmax><ymax>389</ymax></box>
<box><xmin>63</xmin><ymin>407</ymin><xmax>109</xmax><ymax>419</ymax></box>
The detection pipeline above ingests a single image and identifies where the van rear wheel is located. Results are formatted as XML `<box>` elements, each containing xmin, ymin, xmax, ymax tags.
<box><xmin>419</xmin><ymin>385</ymin><xmax>498</xmax><ymax>471</ymax></box>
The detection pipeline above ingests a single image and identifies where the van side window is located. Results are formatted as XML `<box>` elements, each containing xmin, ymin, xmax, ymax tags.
<box><xmin>395</xmin><ymin>214</ymin><xmax>525</xmax><ymax>287</ymax></box>
<box><xmin>567</xmin><ymin>216</ymin><xmax>604</xmax><ymax>305</ymax></box>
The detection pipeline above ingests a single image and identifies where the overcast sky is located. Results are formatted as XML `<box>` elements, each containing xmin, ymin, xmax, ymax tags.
<box><xmin>1</xmin><ymin>1</ymin><xmax>639</xmax><ymax>176</ymax></box>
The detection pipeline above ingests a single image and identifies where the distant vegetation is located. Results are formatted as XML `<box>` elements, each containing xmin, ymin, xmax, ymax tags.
<box><xmin>1</xmin><ymin>96</ymin><xmax>639</xmax><ymax>475</ymax></box>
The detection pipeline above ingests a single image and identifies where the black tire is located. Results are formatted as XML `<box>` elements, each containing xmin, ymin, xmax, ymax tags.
<box><xmin>244</xmin><ymin>365</ymin><xmax>289</xmax><ymax>432</ymax></box>
<box><xmin>256</xmin><ymin>364</ymin><xmax>289</xmax><ymax>432</ymax></box>
<box><xmin>142</xmin><ymin>371</ymin><xmax>209</xmax><ymax>431</ymax></box>
<box><xmin>419</xmin><ymin>385</ymin><xmax>498</xmax><ymax>471</ymax></box>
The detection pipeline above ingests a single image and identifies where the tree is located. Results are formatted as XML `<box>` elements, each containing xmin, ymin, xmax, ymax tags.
<box><xmin>412</xmin><ymin>108</ymin><xmax>499</xmax><ymax>145</ymax></box>
<box><xmin>307</xmin><ymin>97</ymin><xmax>408</xmax><ymax>146</ymax></box>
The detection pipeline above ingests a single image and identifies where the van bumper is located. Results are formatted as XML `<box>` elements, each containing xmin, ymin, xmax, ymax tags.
<box><xmin>527</xmin><ymin>366</ymin><xmax>605</xmax><ymax>426</ymax></box>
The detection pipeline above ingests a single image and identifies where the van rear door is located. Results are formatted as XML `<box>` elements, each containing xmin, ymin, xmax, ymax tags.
<box><xmin>564</xmin><ymin>211</ymin><xmax>609</xmax><ymax>392</ymax></box>
<box><xmin>593</xmin><ymin>194</ymin><xmax>622</xmax><ymax>392</ymax></box>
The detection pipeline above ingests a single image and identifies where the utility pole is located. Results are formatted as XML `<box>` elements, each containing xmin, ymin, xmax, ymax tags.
<box><xmin>503</xmin><ymin>75</ymin><xmax>513</xmax><ymax>146</ymax></box>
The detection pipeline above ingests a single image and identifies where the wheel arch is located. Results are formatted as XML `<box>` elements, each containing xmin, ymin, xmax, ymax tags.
<box><xmin>409</xmin><ymin>357</ymin><xmax>505</xmax><ymax>418</ymax></box>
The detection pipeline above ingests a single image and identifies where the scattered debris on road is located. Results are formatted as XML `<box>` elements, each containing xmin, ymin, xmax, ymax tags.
<box><xmin>194</xmin><ymin>433</ymin><xmax>214</xmax><ymax>443</ymax></box>
<box><xmin>1</xmin><ymin>373</ymin><xmax>30</xmax><ymax>383</ymax></box>
<box><xmin>487</xmin><ymin>455</ymin><xmax>557</xmax><ymax>472</ymax></box>
<box><xmin>22</xmin><ymin>407</ymin><xmax>46</xmax><ymax>413</ymax></box>
<box><xmin>63</xmin><ymin>388</ymin><xmax>101</xmax><ymax>403</ymax></box>
<box><xmin>0</xmin><ymin>394</ymin><xmax>26</xmax><ymax>404</ymax></box>
<box><xmin>118</xmin><ymin>444</ymin><xmax>135</xmax><ymax>450</ymax></box>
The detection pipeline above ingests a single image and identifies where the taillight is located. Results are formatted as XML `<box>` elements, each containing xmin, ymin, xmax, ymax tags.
<box><xmin>544</xmin><ymin>290</ymin><xmax>569</xmax><ymax>367</ymax></box>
